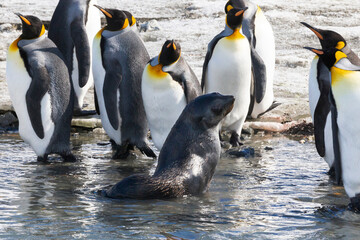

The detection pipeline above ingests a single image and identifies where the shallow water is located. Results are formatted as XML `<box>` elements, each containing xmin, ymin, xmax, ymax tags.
<box><xmin>0</xmin><ymin>132</ymin><xmax>359</xmax><ymax>239</ymax></box>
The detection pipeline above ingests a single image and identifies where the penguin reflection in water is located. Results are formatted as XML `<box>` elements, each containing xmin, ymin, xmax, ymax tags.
<box><xmin>302</xmin><ymin>22</ymin><xmax>360</xmax><ymax>176</ymax></box>
<box><xmin>202</xmin><ymin>7</ymin><xmax>251</xmax><ymax>147</ymax></box>
<box><xmin>6</xmin><ymin>14</ymin><xmax>75</xmax><ymax>162</ymax></box>
<box><xmin>49</xmin><ymin>0</ymin><xmax>101</xmax><ymax>114</ymax></box>
<box><xmin>102</xmin><ymin>93</ymin><xmax>235</xmax><ymax>199</ymax></box>
<box><xmin>306</xmin><ymin>47</ymin><xmax>360</xmax><ymax>211</ymax></box>
<box><xmin>92</xmin><ymin>6</ymin><xmax>156</xmax><ymax>159</ymax></box>
<box><xmin>142</xmin><ymin>40</ymin><xmax>202</xmax><ymax>151</ymax></box>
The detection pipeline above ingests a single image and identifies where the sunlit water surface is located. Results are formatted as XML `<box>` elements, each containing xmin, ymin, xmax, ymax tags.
<box><xmin>0</xmin><ymin>131</ymin><xmax>359</xmax><ymax>239</ymax></box>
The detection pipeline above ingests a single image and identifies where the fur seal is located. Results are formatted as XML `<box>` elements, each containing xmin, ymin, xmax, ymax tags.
<box><xmin>102</xmin><ymin>93</ymin><xmax>235</xmax><ymax>199</ymax></box>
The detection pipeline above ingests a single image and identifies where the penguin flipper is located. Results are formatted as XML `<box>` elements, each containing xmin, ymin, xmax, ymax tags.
<box><xmin>251</xmin><ymin>47</ymin><xmax>267</xmax><ymax>103</ymax></box>
<box><xmin>313</xmin><ymin>90</ymin><xmax>331</xmax><ymax>157</ymax></box>
<box><xmin>94</xmin><ymin>86</ymin><xmax>100</xmax><ymax>115</ymax></box>
<box><xmin>70</xmin><ymin>19</ymin><xmax>90</xmax><ymax>88</ymax></box>
<box><xmin>25</xmin><ymin>66</ymin><xmax>51</xmax><ymax>139</ymax></box>
<box><xmin>201</xmin><ymin>31</ymin><xmax>228</xmax><ymax>90</ymax></box>
<box><xmin>329</xmin><ymin>89</ymin><xmax>342</xmax><ymax>185</ymax></box>
<box><xmin>103</xmin><ymin>70</ymin><xmax>122</xmax><ymax>130</ymax></box>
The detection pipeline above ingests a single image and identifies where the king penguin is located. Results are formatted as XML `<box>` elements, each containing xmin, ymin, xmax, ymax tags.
<box><xmin>225</xmin><ymin>0</ymin><xmax>277</xmax><ymax>118</ymax></box>
<box><xmin>92</xmin><ymin>6</ymin><xmax>156</xmax><ymax>159</ymax></box>
<box><xmin>202</xmin><ymin>7</ymin><xmax>251</xmax><ymax>146</ymax></box>
<box><xmin>306</xmin><ymin>47</ymin><xmax>360</xmax><ymax>211</ymax></box>
<box><xmin>6</xmin><ymin>14</ymin><xmax>75</xmax><ymax>162</ymax></box>
<box><xmin>142</xmin><ymin>40</ymin><xmax>202</xmax><ymax>151</ymax></box>
<box><xmin>302</xmin><ymin>22</ymin><xmax>360</xmax><ymax>175</ymax></box>
<box><xmin>48</xmin><ymin>0</ymin><xmax>101</xmax><ymax>114</ymax></box>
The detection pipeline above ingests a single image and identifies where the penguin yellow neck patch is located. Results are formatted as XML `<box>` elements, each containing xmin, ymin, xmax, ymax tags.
<box><xmin>147</xmin><ymin>64</ymin><xmax>168</xmax><ymax>79</ymax></box>
<box><xmin>335</xmin><ymin>51</ymin><xmax>347</xmax><ymax>64</ymax></box>
<box><xmin>39</xmin><ymin>25</ymin><xmax>45</xmax><ymax>37</ymax></box>
<box><xmin>331</xmin><ymin>67</ymin><xmax>360</xmax><ymax>93</ymax></box>
<box><xmin>131</xmin><ymin>16</ymin><xmax>136</xmax><ymax>26</ymax></box>
<box><xmin>95</xmin><ymin>27</ymin><xmax>105</xmax><ymax>39</ymax></box>
<box><xmin>121</xmin><ymin>19</ymin><xmax>129</xmax><ymax>30</ymax></box>
<box><xmin>227</xmin><ymin>28</ymin><xmax>244</xmax><ymax>40</ymax></box>
<box><xmin>9</xmin><ymin>38</ymin><xmax>21</xmax><ymax>52</ymax></box>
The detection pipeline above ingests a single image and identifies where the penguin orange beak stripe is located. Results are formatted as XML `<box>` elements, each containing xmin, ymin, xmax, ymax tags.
<box><xmin>304</xmin><ymin>47</ymin><xmax>324</xmax><ymax>55</ymax></box>
<box><xmin>16</xmin><ymin>13</ymin><xmax>31</xmax><ymax>25</ymax></box>
<box><xmin>235</xmin><ymin>10</ymin><xmax>244</xmax><ymax>17</ymax></box>
<box><xmin>93</xmin><ymin>5</ymin><xmax>113</xmax><ymax>18</ymax></box>
<box><xmin>172</xmin><ymin>43</ymin><xmax>176</xmax><ymax>50</ymax></box>
<box><xmin>300</xmin><ymin>22</ymin><xmax>324</xmax><ymax>40</ymax></box>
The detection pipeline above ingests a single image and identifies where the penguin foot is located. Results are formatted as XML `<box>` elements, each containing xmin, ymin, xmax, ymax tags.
<box><xmin>61</xmin><ymin>153</ymin><xmax>77</xmax><ymax>162</ymax></box>
<box><xmin>327</xmin><ymin>167</ymin><xmax>336</xmax><ymax>179</ymax></box>
<box><xmin>113</xmin><ymin>143</ymin><xmax>130</xmax><ymax>159</ymax></box>
<box><xmin>37</xmin><ymin>155</ymin><xmax>48</xmax><ymax>162</ymax></box>
<box><xmin>138</xmin><ymin>146</ymin><xmax>157</xmax><ymax>158</ymax></box>
<box><xmin>230</xmin><ymin>132</ymin><xmax>243</xmax><ymax>147</ymax></box>
<box><xmin>348</xmin><ymin>195</ymin><xmax>360</xmax><ymax>213</ymax></box>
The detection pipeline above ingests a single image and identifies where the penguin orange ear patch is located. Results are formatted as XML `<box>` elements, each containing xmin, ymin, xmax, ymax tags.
<box><xmin>226</xmin><ymin>5</ymin><xmax>234</xmax><ymax>12</ymax></box>
<box><xmin>336</xmin><ymin>41</ymin><xmax>345</xmax><ymax>50</ymax></box>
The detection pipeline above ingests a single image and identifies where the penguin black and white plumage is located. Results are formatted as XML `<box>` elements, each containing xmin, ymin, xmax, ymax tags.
<box><xmin>48</xmin><ymin>0</ymin><xmax>101</xmax><ymax>114</ymax></box>
<box><xmin>92</xmin><ymin>6</ymin><xmax>156</xmax><ymax>159</ymax></box>
<box><xmin>142</xmin><ymin>40</ymin><xmax>202</xmax><ymax>151</ymax></box>
<box><xmin>225</xmin><ymin>0</ymin><xmax>277</xmax><ymax>118</ymax></box>
<box><xmin>307</xmin><ymin>47</ymin><xmax>360</xmax><ymax>210</ymax></box>
<box><xmin>6</xmin><ymin>14</ymin><xmax>75</xmax><ymax>162</ymax></box>
<box><xmin>202</xmin><ymin>7</ymin><xmax>251</xmax><ymax>147</ymax></box>
<box><xmin>302</xmin><ymin>22</ymin><xmax>360</xmax><ymax>174</ymax></box>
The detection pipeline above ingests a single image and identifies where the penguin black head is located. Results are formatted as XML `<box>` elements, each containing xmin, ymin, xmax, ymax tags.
<box><xmin>304</xmin><ymin>47</ymin><xmax>346</xmax><ymax>70</ymax></box>
<box><xmin>94</xmin><ymin>5</ymin><xmax>129</xmax><ymax>31</ymax></box>
<box><xmin>16</xmin><ymin>14</ymin><xmax>45</xmax><ymax>40</ymax></box>
<box><xmin>159</xmin><ymin>40</ymin><xmax>181</xmax><ymax>66</ymax></box>
<box><xmin>225</xmin><ymin>0</ymin><xmax>246</xmax><ymax>13</ymax></box>
<box><xmin>226</xmin><ymin>8</ymin><xmax>247</xmax><ymax>30</ymax></box>
<box><xmin>123</xmin><ymin>10</ymin><xmax>136</xmax><ymax>27</ymax></box>
<box><xmin>301</xmin><ymin>22</ymin><xmax>347</xmax><ymax>50</ymax></box>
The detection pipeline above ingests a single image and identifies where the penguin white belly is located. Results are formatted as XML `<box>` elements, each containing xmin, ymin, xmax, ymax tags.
<box><xmin>308</xmin><ymin>57</ymin><xmax>321</xmax><ymax>119</ymax></box>
<box><xmin>250</xmin><ymin>7</ymin><xmax>275</xmax><ymax>118</ymax></box>
<box><xmin>92</xmin><ymin>32</ymin><xmax>121</xmax><ymax>144</ymax></box>
<box><xmin>205</xmin><ymin>37</ymin><xmax>251</xmax><ymax>131</ymax></box>
<box><xmin>6</xmin><ymin>47</ymin><xmax>54</xmax><ymax>156</ymax></box>
<box><xmin>84</xmin><ymin>1</ymin><xmax>101</xmax><ymax>99</ymax></box>
<box><xmin>142</xmin><ymin>64</ymin><xmax>186</xmax><ymax>150</ymax></box>
<box><xmin>332</xmin><ymin>72</ymin><xmax>360</xmax><ymax>197</ymax></box>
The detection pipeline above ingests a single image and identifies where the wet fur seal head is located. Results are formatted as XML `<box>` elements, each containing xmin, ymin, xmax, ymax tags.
<box><xmin>102</xmin><ymin>93</ymin><xmax>235</xmax><ymax>199</ymax></box>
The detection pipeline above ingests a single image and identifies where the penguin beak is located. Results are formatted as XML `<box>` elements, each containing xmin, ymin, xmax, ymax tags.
<box><xmin>301</xmin><ymin>22</ymin><xmax>324</xmax><ymax>40</ymax></box>
<box><xmin>93</xmin><ymin>5</ymin><xmax>113</xmax><ymax>18</ymax></box>
<box><xmin>166</xmin><ymin>40</ymin><xmax>176</xmax><ymax>50</ymax></box>
<box><xmin>235</xmin><ymin>7</ymin><xmax>248</xmax><ymax>16</ymax></box>
<box><xmin>15</xmin><ymin>13</ymin><xmax>31</xmax><ymax>25</ymax></box>
<box><xmin>303</xmin><ymin>47</ymin><xmax>324</xmax><ymax>56</ymax></box>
